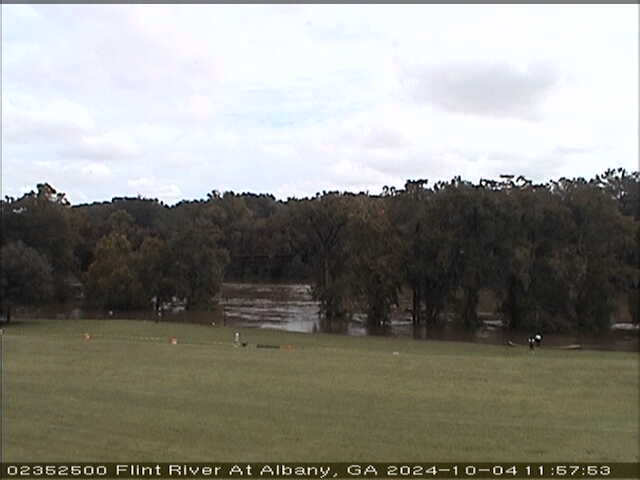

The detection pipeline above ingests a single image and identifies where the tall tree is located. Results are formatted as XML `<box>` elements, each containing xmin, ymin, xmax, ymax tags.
<box><xmin>85</xmin><ymin>232</ymin><xmax>143</xmax><ymax>310</ymax></box>
<box><xmin>135</xmin><ymin>236</ymin><xmax>176</xmax><ymax>315</ymax></box>
<box><xmin>433</xmin><ymin>180</ymin><xmax>503</xmax><ymax>328</ymax></box>
<box><xmin>1</xmin><ymin>241</ymin><xmax>54</xmax><ymax>322</ymax></box>
<box><xmin>387</xmin><ymin>180</ymin><xmax>431</xmax><ymax>324</ymax></box>
<box><xmin>348</xmin><ymin>195</ymin><xmax>403</xmax><ymax>324</ymax></box>
<box><xmin>495</xmin><ymin>184</ymin><xmax>575</xmax><ymax>331</ymax></box>
<box><xmin>169</xmin><ymin>203</ymin><xmax>229</xmax><ymax>310</ymax></box>
<box><xmin>560</xmin><ymin>179</ymin><xmax>638</xmax><ymax>331</ymax></box>
<box><xmin>291</xmin><ymin>193</ymin><xmax>352</xmax><ymax>319</ymax></box>
<box><xmin>3</xmin><ymin>185</ymin><xmax>77</xmax><ymax>300</ymax></box>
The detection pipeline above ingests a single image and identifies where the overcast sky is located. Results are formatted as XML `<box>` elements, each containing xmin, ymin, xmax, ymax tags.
<box><xmin>2</xmin><ymin>4</ymin><xmax>638</xmax><ymax>204</ymax></box>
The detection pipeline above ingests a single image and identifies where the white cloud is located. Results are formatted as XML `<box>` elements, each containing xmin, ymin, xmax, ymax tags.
<box><xmin>2</xmin><ymin>4</ymin><xmax>637</xmax><ymax>203</ymax></box>
<box><xmin>403</xmin><ymin>61</ymin><xmax>558</xmax><ymax>120</ymax></box>
<box><xmin>127</xmin><ymin>177</ymin><xmax>182</xmax><ymax>202</ymax></box>
<box><xmin>177</xmin><ymin>95</ymin><xmax>221</xmax><ymax>122</ymax></box>
<box><xmin>80</xmin><ymin>162</ymin><xmax>112</xmax><ymax>178</ymax></box>
<box><xmin>3</xmin><ymin>94</ymin><xmax>95</xmax><ymax>142</ymax></box>
<box><xmin>62</xmin><ymin>131</ymin><xmax>141</xmax><ymax>160</ymax></box>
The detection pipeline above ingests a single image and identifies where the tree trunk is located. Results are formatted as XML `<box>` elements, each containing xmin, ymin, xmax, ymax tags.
<box><xmin>323</xmin><ymin>257</ymin><xmax>330</xmax><ymax>290</ymax></box>
<box><xmin>412</xmin><ymin>285</ymin><xmax>418</xmax><ymax>325</ymax></box>
<box><xmin>463</xmin><ymin>287</ymin><xmax>479</xmax><ymax>328</ymax></box>
<box><xmin>155</xmin><ymin>297</ymin><xmax>161</xmax><ymax>323</ymax></box>
<box><xmin>506</xmin><ymin>277</ymin><xmax>519</xmax><ymax>329</ymax></box>
<box><xmin>415</xmin><ymin>282</ymin><xmax>422</xmax><ymax>325</ymax></box>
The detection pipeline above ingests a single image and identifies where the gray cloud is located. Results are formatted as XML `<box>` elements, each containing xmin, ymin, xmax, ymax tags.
<box><xmin>404</xmin><ymin>62</ymin><xmax>558</xmax><ymax>120</ymax></box>
<box><xmin>57</xmin><ymin>132</ymin><xmax>141</xmax><ymax>160</ymax></box>
<box><xmin>552</xmin><ymin>145</ymin><xmax>600</xmax><ymax>156</ymax></box>
<box><xmin>2</xmin><ymin>5</ymin><xmax>636</xmax><ymax>204</ymax></box>
<box><xmin>3</xmin><ymin>96</ymin><xmax>95</xmax><ymax>143</ymax></box>
<box><xmin>481</xmin><ymin>150</ymin><xmax>566</xmax><ymax>181</ymax></box>
<box><xmin>361</xmin><ymin>126</ymin><xmax>409</xmax><ymax>150</ymax></box>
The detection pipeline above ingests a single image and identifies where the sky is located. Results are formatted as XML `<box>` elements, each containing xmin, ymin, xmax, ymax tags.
<box><xmin>2</xmin><ymin>4</ymin><xmax>638</xmax><ymax>205</ymax></box>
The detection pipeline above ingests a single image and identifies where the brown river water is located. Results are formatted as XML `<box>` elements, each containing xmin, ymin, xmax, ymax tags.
<box><xmin>15</xmin><ymin>283</ymin><xmax>640</xmax><ymax>352</ymax></box>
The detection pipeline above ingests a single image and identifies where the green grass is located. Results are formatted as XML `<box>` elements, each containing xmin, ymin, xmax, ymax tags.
<box><xmin>2</xmin><ymin>318</ymin><xmax>638</xmax><ymax>462</ymax></box>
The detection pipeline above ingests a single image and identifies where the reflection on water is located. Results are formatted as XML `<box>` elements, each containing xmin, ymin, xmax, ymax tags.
<box><xmin>219</xmin><ymin>283</ymin><xmax>639</xmax><ymax>352</ymax></box>
<box><xmin>222</xmin><ymin>283</ymin><xmax>320</xmax><ymax>333</ymax></box>
<box><xmin>13</xmin><ymin>283</ymin><xmax>639</xmax><ymax>352</ymax></box>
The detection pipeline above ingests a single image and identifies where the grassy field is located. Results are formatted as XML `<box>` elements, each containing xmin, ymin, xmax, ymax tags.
<box><xmin>2</xmin><ymin>318</ymin><xmax>638</xmax><ymax>462</ymax></box>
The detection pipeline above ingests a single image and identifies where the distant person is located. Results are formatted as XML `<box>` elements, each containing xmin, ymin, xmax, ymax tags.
<box><xmin>528</xmin><ymin>336</ymin><xmax>535</xmax><ymax>350</ymax></box>
<box><xmin>528</xmin><ymin>333</ymin><xmax>543</xmax><ymax>351</ymax></box>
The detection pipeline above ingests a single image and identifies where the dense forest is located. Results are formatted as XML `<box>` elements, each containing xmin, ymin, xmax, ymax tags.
<box><xmin>1</xmin><ymin>168</ymin><xmax>638</xmax><ymax>333</ymax></box>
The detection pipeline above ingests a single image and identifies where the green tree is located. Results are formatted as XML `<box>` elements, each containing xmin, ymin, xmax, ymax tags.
<box><xmin>291</xmin><ymin>193</ymin><xmax>352</xmax><ymax>319</ymax></box>
<box><xmin>348</xmin><ymin>195</ymin><xmax>403</xmax><ymax>324</ymax></box>
<box><xmin>169</xmin><ymin>204</ymin><xmax>229</xmax><ymax>310</ymax></box>
<box><xmin>592</xmin><ymin>168</ymin><xmax>640</xmax><ymax>219</ymax></box>
<box><xmin>498</xmin><ymin>177</ymin><xmax>638</xmax><ymax>332</ymax></box>
<box><xmin>85</xmin><ymin>232</ymin><xmax>143</xmax><ymax>310</ymax></box>
<box><xmin>629</xmin><ymin>225</ymin><xmax>640</xmax><ymax>324</ymax></box>
<box><xmin>3</xmin><ymin>185</ymin><xmax>77</xmax><ymax>300</ymax></box>
<box><xmin>560</xmin><ymin>179</ymin><xmax>638</xmax><ymax>331</ymax></box>
<box><xmin>0</xmin><ymin>241</ymin><xmax>54</xmax><ymax>322</ymax></box>
<box><xmin>387</xmin><ymin>180</ymin><xmax>432</xmax><ymax>324</ymax></box>
<box><xmin>107</xmin><ymin>209</ymin><xmax>136</xmax><ymax>236</ymax></box>
<box><xmin>135</xmin><ymin>236</ymin><xmax>176</xmax><ymax>315</ymax></box>
<box><xmin>495</xmin><ymin>184</ymin><xmax>575</xmax><ymax>331</ymax></box>
<box><xmin>431</xmin><ymin>180</ymin><xmax>503</xmax><ymax>328</ymax></box>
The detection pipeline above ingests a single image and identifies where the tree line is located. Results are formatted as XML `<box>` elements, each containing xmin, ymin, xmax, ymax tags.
<box><xmin>1</xmin><ymin>168</ymin><xmax>638</xmax><ymax>332</ymax></box>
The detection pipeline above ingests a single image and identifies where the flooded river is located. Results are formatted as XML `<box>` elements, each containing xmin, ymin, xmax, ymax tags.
<box><xmin>219</xmin><ymin>283</ymin><xmax>639</xmax><ymax>352</ymax></box>
<box><xmin>15</xmin><ymin>283</ymin><xmax>640</xmax><ymax>352</ymax></box>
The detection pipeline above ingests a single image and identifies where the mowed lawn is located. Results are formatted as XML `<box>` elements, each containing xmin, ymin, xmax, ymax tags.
<box><xmin>2</xmin><ymin>319</ymin><xmax>638</xmax><ymax>462</ymax></box>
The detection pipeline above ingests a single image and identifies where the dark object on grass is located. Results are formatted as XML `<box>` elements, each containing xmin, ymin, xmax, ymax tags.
<box><xmin>257</xmin><ymin>344</ymin><xmax>280</xmax><ymax>349</ymax></box>
<box><xmin>557</xmin><ymin>344</ymin><xmax>582</xmax><ymax>350</ymax></box>
<box><xmin>242</xmin><ymin>342</ymin><xmax>248</xmax><ymax>347</ymax></box>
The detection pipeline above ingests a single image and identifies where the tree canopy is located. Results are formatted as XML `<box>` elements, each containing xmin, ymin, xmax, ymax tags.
<box><xmin>2</xmin><ymin>169</ymin><xmax>638</xmax><ymax>331</ymax></box>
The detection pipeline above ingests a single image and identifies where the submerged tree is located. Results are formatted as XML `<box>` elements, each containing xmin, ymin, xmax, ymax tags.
<box><xmin>496</xmin><ymin>185</ymin><xmax>576</xmax><ymax>331</ymax></box>
<box><xmin>559</xmin><ymin>179</ymin><xmax>638</xmax><ymax>331</ymax></box>
<box><xmin>4</xmin><ymin>171</ymin><xmax>637</xmax><ymax>333</ymax></box>
<box><xmin>291</xmin><ymin>193</ymin><xmax>352</xmax><ymax>320</ymax></box>
<box><xmin>348</xmin><ymin>195</ymin><xmax>403</xmax><ymax>324</ymax></box>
